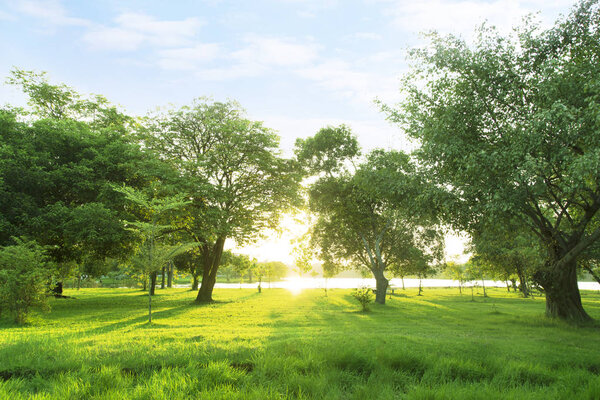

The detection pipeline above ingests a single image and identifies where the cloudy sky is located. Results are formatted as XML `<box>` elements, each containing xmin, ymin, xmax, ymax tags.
<box><xmin>0</xmin><ymin>0</ymin><xmax>577</xmax><ymax>262</ymax></box>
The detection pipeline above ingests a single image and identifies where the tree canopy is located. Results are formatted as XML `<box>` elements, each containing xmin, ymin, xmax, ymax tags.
<box><xmin>383</xmin><ymin>0</ymin><xmax>600</xmax><ymax>321</ymax></box>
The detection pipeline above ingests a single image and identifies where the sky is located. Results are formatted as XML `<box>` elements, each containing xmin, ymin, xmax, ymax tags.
<box><xmin>0</xmin><ymin>0</ymin><xmax>577</xmax><ymax>263</ymax></box>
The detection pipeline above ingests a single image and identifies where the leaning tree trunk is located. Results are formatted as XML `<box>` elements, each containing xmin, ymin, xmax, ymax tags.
<box><xmin>149</xmin><ymin>272</ymin><xmax>157</xmax><ymax>296</ymax></box>
<box><xmin>195</xmin><ymin>237</ymin><xmax>226</xmax><ymax>303</ymax></box>
<box><xmin>373</xmin><ymin>270</ymin><xmax>388</xmax><ymax>305</ymax></box>
<box><xmin>516</xmin><ymin>264</ymin><xmax>529</xmax><ymax>298</ymax></box>
<box><xmin>582</xmin><ymin>263</ymin><xmax>600</xmax><ymax>285</ymax></box>
<box><xmin>535</xmin><ymin>259</ymin><xmax>591</xmax><ymax>322</ymax></box>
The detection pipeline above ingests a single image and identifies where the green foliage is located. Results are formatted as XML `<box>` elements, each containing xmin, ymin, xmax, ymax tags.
<box><xmin>351</xmin><ymin>287</ymin><xmax>374</xmax><ymax>312</ymax></box>
<box><xmin>295</xmin><ymin>124</ymin><xmax>360</xmax><ymax>175</ymax></box>
<box><xmin>382</xmin><ymin>0</ymin><xmax>600</xmax><ymax>320</ymax></box>
<box><xmin>0</xmin><ymin>239</ymin><xmax>51</xmax><ymax>323</ymax></box>
<box><xmin>297</xmin><ymin>126</ymin><xmax>444</xmax><ymax>305</ymax></box>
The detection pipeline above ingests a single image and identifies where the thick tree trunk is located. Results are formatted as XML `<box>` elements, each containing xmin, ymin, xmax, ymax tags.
<box><xmin>373</xmin><ymin>270</ymin><xmax>388</xmax><ymax>305</ymax></box>
<box><xmin>535</xmin><ymin>259</ymin><xmax>591</xmax><ymax>322</ymax></box>
<box><xmin>195</xmin><ymin>237</ymin><xmax>226</xmax><ymax>303</ymax></box>
<box><xmin>161</xmin><ymin>266</ymin><xmax>166</xmax><ymax>289</ymax></box>
<box><xmin>167</xmin><ymin>262</ymin><xmax>173</xmax><ymax>288</ymax></box>
<box><xmin>149</xmin><ymin>272</ymin><xmax>157</xmax><ymax>296</ymax></box>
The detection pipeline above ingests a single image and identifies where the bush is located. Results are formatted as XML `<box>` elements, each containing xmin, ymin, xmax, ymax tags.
<box><xmin>351</xmin><ymin>287</ymin><xmax>374</xmax><ymax>312</ymax></box>
<box><xmin>0</xmin><ymin>239</ymin><xmax>51</xmax><ymax>323</ymax></box>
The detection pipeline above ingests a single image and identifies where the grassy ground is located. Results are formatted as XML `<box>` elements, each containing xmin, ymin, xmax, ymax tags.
<box><xmin>1</xmin><ymin>287</ymin><xmax>600</xmax><ymax>399</ymax></box>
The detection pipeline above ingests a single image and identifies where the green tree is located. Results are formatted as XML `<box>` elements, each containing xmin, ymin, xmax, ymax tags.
<box><xmin>143</xmin><ymin>99</ymin><xmax>302</xmax><ymax>302</ymax></box>
<box><xmin>0</xmin><ymin>239</ymin><xmax>51</xmax><ymax>324</ymax></box>
<box><xmin>1</xmin><ymin>71</ymin><xmax>172</xmax><ymax>294</ymax></box>
<box><xmin>383</xmin><ymin>1</ymin><xmax>600</xmax><ymax>321</ymax></box>
<box><xmin>114</xmin><ymin>186</ymin><xmax>194</xmax><ymax>323</ymax></box>
<box><xmin>297</xmin><ymin>127</ymin><xmax>444</xmax><ymax>305</ymax></box>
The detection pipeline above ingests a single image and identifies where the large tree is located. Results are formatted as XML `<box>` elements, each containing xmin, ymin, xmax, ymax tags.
<box><xmin>297</xmin><ymin>126</ymin><xmax>444</xmax><ymax>304</ymax></box>
<box><xmin>143</xmin><ymin>99</ymin><xmax>302</xmax><ymax>302</ymax></box>
<box><xmin>383</xmin><ymin>1</ymin><xmax>600</xmax><ymax>321</ymax></box>
<box><xmin>0</xmin><ymin>70</ymin><xmax>172</xmax><ymax>292</ymax></box>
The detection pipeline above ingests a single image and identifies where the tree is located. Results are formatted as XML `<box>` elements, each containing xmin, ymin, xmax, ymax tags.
<box><xmin>0</xmin><ymin>239</ymin><xmax>51</xmax><ymax>324</ymax></box>
<box><xmin>469</xmin><ymin>219</ymin><xmax>542</xmax><ymax>298</ymax></box>
<box><xmin>383</xmin><ymin>1</ymin><xmax>600</xmax><ymax>321</ymax></box>
<box><xmin>297</xmin><ymin>127</ymin><xmax>444</xmax><ymax>305</ymax></box>
<box><xmin>143</xmin><ymin>99</ymin><xmax>302</xmax><ymax>302</ymax></box>
<box><xmin>1</xmin><ymin>70</ymin><xmax>172</xmax><ymax>294</ymax></box>
<box><xmin>444</xmin><ymin>261</ymin><xmax>468</xmax><ymax>294</ymax></box>
<box><xmin>115</xmin><ymin>186</ymin><xmax>194</xmax><ymax>323</ymax></box>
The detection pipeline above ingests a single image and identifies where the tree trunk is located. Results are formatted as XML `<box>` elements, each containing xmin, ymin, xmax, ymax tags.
<box><xmin>142</xmin><ymin>276</ymin><xmax>147</xmax><ymax>291</ymax></box>
<box><xmin>401</xmin><ymin>276</ymin><xmax>405</xmax><ymax>290</ymax></box>
<box><xmin>161</xmin><ymin>266</ymin><xmax>166</xmax><ymax>289</ymax></box>
<box><xmin>150</xmin><ymin>272</ymin><xmax>157</xmax><ymax>296</ymax></box>
<box><xmin>516</xmin><ymin>265</ymin><xmax>529</xmax><ymax>298</ymax></box>
<box><xmin>195</xmin><ymin>237</ymin><xmax>226</xmax><ymax>303</ymax></box>
<box><xmin>258</xmin><ymin>276</ymin><xmax>262</xmax><ymax>293</ymax></box>
<box><xmin>373</xmin><ymin>270</ymin><xmax>388</xmax><ymax>305</ymax></box>
<box><xmin>481</xmin><ymin>276</ymin><xmax>487</xmax><ymax>297</ymax></box>
<box><xmin>167</xmin><ymin>262</ymin><xmax>173</xmax><ymax>288</ymax></box>
<box><xmin>535</xmin><ymin>259</ymin><xmax>591</xmax><ymax>322</ymax></box>
<box><xmin>506</xmin><ymin>281</ymin><xmax>510</xmax><ymax>292</ymax></box>
<box><xmin>52</xmin><ymin>281</ymin><xmax>63</xmax><ymax>296</ymax></box>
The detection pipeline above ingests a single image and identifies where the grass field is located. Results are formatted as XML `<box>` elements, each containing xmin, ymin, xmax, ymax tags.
<box><xmin>1</xmin><ymin>287</ymin><xmax>600</xmax><ymax>399</ymax></box>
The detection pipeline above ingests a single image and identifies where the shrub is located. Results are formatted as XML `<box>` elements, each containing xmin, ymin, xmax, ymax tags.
<box><xmin>0</xmin><ymin>239</ymin><xmax>51</xmax><ymax>323</ymax></box>
<box><xmin>351</xmin><ymin>287</ymin><xmax>374</xmax><ymax>312</ymax></box>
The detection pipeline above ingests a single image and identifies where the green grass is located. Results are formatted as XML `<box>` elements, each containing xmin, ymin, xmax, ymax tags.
<box><xmin>1</xmin><ymin>287</ymin><xmax>600</xmax><ymax>399</ymax></box>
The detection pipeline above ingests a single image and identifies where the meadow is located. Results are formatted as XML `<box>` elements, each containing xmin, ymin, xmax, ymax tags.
<box><xmin>1</xmin><ymin>287</ymin><xmax>600</xmax><ymax>399</ymax></box>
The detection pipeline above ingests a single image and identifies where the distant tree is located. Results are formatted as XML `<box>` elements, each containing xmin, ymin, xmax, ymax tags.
<box><xmin>382</xmin><ymin>1</ymin><xmax>600</xmax><ymax>321</ymax></box>
<box><xmin>444</xmin><ymin>261</ymin><xmax>468</xmax><ymax>294</ymax></box>
<box><xmin>0</xmin><ymin>239</ymin><xmax>51</xmax><ymax>324</ymax></box>
<box><xmin>297</xmin><ymin>126</ymin><xmax>444</xmax><ymax>305</ymax></box>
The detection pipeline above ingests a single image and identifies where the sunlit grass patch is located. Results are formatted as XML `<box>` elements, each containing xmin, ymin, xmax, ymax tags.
<box><xmin>0</xmin><ymin>287</ymin><xmax>599</xmax><ymax>398</ymax></box>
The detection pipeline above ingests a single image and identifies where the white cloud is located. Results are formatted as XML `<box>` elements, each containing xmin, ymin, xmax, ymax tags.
<box><xmin>15</xmin><ymin>0</ymin><xmax>90</xmax><ymax>26</ymax></box>
<box><xmin>346</xmin><ymin>32</ymin><xmax>383</xmax><ymax>41</ymax></box>
<box><xmin>233</xmin><ymin>35</ymin><xmax>319</xmax><ymax>67</ymax></box>
<box><xmin>83</xmin><ymin>13</ymin><xmax>203</xmax><ymax>51</ymax></box>
<box><xmin>378</xmin><ymin>0</ymin><xmax>575</xmax><ymax>39</ymax></box>
<box><xmin>192</xmin><ymin>35</ymin><xmax>320</xmax><ymax>80</ymax></box>
<box><xmin>295</xmin><ymin>59</ymin><xmax>402</xmax><ymax>106</ymax></box>
<box><xmin>157</xmin><ymin>44</ymin><xmax>221</xmax><ymax>70</ymax></box>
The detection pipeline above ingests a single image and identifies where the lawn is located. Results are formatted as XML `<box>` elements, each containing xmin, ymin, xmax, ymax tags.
<box><xmin>1</xmin><ymin>287</ymin><xmax>599</xmax><ymax>399</ymax></box>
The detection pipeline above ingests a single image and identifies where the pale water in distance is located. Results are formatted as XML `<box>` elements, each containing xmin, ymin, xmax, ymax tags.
<box><xmin>173</xmin><ymin>278</ymin><xmax>600</xmax><ymax>291</ymax></box>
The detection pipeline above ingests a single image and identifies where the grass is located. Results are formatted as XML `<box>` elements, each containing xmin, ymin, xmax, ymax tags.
<box><xmin>1</xmin><ymin>287</ymin><xmax>600</xmax><ymax>399</ymax></box>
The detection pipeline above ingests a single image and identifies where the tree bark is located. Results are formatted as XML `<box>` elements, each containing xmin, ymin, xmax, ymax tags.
<box><xmin>149</xmin><ymin>271</ymin><xmax>157</xmax><ymax>296</ymax></box>
<box><xmin>373</xmin><ymin>270</ymin><xmax>388</xmax><ymax>305</ymax></box>
<box><xmin>161</xmin><ymin>266</ymin><xmax>166</xmax><ymax>289</ymax></box>
<box><xmin>167</xmin><ymin>262</ymin><xmax>173</xmax><ymax>288</ymax></box>
<box><xmin>142</xmin><ymin>276</ymin><xmax>147</xmax><ymax>291</ymax></box>
<box><xmin>516</xmin><ymin>265</ymin><xmax>529</xmax><ymax>298</ymax></box>
<box><xmin>535</xmin><ymin>258</ymin><xmax>591</xmax><ymax>322</ymax></box>
<box><xmin>195</xmin><ymin>237</ymin><xmax>226</xmax><ymax>303</ymax></box>
<box><xmin>52</xmin><ymin>281</ymin><xmax>63</xmax><ymax>296</ymax></box>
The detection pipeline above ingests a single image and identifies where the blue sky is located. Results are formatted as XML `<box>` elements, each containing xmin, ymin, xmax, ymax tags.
<box><xmin>0</xmin><ymin>0</ymin><xmax>577</xmax><ymax>262</ymax></box>
<box><xmin>0</xmin><ymin>0</ymin><xmax>575</xmax><ymax>154</ymax></box>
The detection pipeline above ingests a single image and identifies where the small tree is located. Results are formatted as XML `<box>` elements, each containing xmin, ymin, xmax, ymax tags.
<box><xmin>352</xmin><ymin>287</ymin><xmax>374</xmax><ymax>312</ymax></box>
<box><xmin>0</xmin><ymin>239</ymin><xmax>51</xmax><ymax>324</ymax></box>
<box><xmin>115</xmin><ymin>186</ymin><xmax>194</xmax><ymax>323</ymax></box>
